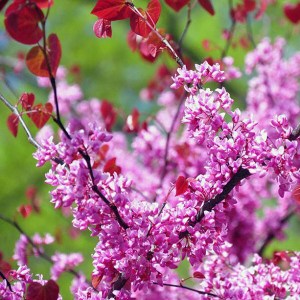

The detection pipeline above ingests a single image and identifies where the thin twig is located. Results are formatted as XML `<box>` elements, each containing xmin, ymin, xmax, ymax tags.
<box><xmin>0</xmin><ymin>270</ymin><xmax>13</xmax><ymax>292</ymax></box>
<box><xmin>0</xmin><ymin>214</ymin><xmax>93</xmax><ymax>284</ymax></box>
<box><xmin>246</xmin><ymin>15</ymin><xmax>256</xmax><ymax>48</ymax></box>
<box><xmin>153</xmin><ymin>282</ymin><xmax>220</xmax><ymax>298</ymax></box>
<box><xmin>159</xmin><ymin>93</ymin><xmax>186</xmax><ymax>186</ymax></box>
<box><xmin>0</xmin><ymin>92</ymin><xmax>40</xmax><ymax>149</ymax></box>
<box><xmin>126</xmin><ymin>2</ymin><xmax>185</xmax><ymax>68</ymax></box>
<box><xmin>178</xmin><ymin>1</ymin><xmax>195</xmax><ymax>52</ymax></box>
<box><xmin>220</xmin><ymin>0</ymin><xmax>236</xmax><ymax>61</ymax></box>
<box><xmin>257</xmin><ymin>210</ymin><xmax>295</xmax><ymax>256</ymax></box>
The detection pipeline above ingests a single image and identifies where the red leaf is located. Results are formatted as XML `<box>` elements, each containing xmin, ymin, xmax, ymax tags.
<box><xmin>98</xmin><ymin>144</ymin><xmax>110</xmax><ymax>161</ymax></box>
<box><xmin>292</xmin><ymin>184</ymin><xmax>300</xmax><ymax>203</ymax></box>
<box><xmin>32</xmin><ymin>0</ymin><xmax>54</xmax><ymax>9</ymax></box>
<box><xmin>7</xmin><ymin>114</ymin><xmax>19</xmax><ymax>137</ymax></box>
<box><xmin>26</xmin><ymin>280</ymin><xmax>59</xmax><ymax>300</ymax></box>
<box><xmin>127</xmin><ymin>30</ymin><xmax>139</xmax><ymax>51</ymax></box>
<box><xmin>29</xmin><ymin>103</ymin><xmax>53</xmax><ymax>129</ymax></box>
<box><xmin>175</xmin><ymin>175</ymin><xmax>188</xmax><ymax>196</ymax></box>
<box><xmin>124</xmin><ymin>108</ymin><xmax>140</xmax><ymax>132</ymax></box>
<box><xmin>139</xmin><ymin>29</ymin><xmax>166</xmax><ymax>61</ymax></box>
<box><xmin>198</xmin><ymin>0</ymin><xmax>215</xmax><ymax>15</ymax></box>
<box><xmin>193</xmin><ymin>271</ymin><xmax>205</xmax><ymax>279</ymax></box>
<box><xmin>272</xmin><ymin>251</ymin><xmax>292</xmax><ymax>266</ymax></box>
<box><xmin>103</xmin><ymin>157</ymin><xmax>121</xmax><ymax>175</ymax></box>
<box><xmin>4</xmin><ymin>3</ymin><xmax>44</xmax><ymax>45</ymax></box>
<box><xmin>130</xmin><ymin>0</ymin><xmax>161</xmax><ymax>37</ymax></box>
<box><xmin>93</xmin><ymin>19</ymin><xmax>112</xmax><ymax>38</ymax></box>
<box><xmin>100</xmin><ymin>100</ymin><xmax>117</xmax><ymax>131</ymax></box>
<box><xmin>19</xmin><ymin>92</ymin><xmax>35</xmax><ymax>110</ymax></box>
<box><xmin>130</xmin><ymin>9</ymin><xmax>149</xmax><ymax>38</ymax></box>
<box><xmin>165</xmin><ymin>0</ymin><xmax>189</xmax><ymax>12</ymax></box>
<box><xmin>92</xmin><ymin>274</ymin><xmax>103</xmax><ymax>289</ymax></box>
<box><xmin>91</xmin><ymin>0</ymin><xmax>132</xmax><ymax>21</ymax></box>
<box><xmin>284</xmin><ymin>3</ymin><xmax>300</xmax><ymax>24</ymax></box>
<box><xmin>244</xmin><ymin>0</ymin><xmax>256</xmax><ymax>12</ymax></box>
<box><xmin>26</xmin><ymin>33</ymin><xmax>61</xmax><ymax>77</ymax></box>
<box><xmin>18</xmin><ymin>204</ymin><xmax>32</xmax><ymax>218</ymax></box>
<box><xmin>0</xmin><ymin>259</ymin><xmax>11</xmax><ymax>278</ymax></box>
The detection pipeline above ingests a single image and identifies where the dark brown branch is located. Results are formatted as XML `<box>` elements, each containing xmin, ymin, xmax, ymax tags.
<box><xmin>192</xmin><ymin>167</ymin><xmax>251</xmax><ymax>225</ymax></box>
<box><xmin>179</xmin><ymin>167</ymin><xmax>251</xmax><ymax>238</ymax></box>
<box><xmin>179</xmin><ymin>118</ymin><xmax>300</xmax><ymax>238</ymax></box>
<box><xmin>0</xmin><ymin>214</ymin><xmax>94</xmax><ymax>285</ymax></box>
<box><xmin>108</xmin><ymin>275</ymin><xmax>128</xmax><ymax>299</ymax></box>
<box><xmin>289</xmin><ymin>123</ymin><xmax>300</xmax><ymax>141</ymax></box>
<box><xmin>39</xmin><ymin>22</ymin><xmax>128</xmax><ymax>231</ymax></box>
<box><xmin>153</xmin><ymin>282</ymin><xmax>220</xmax><ymax>298</ymax></box>
<box><xmin>0</xmin><ymin>270</ymin><xmax>13</xmax><ymax>292</ymax></box>
<box><xmin>257</xmin><ymin>210</ymin><xmax>295</xmax><ymax>257</ymax></box>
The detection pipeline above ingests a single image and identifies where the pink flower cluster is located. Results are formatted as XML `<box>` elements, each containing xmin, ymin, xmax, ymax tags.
<box><xmin>18</xmin><ymin>39</ymin><xmax>300</xmax><ymax>299</ymax></box>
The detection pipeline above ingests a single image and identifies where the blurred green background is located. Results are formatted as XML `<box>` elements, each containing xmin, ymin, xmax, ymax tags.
<box><xmin>0</xmin><ymin>0</ymin><xmax>300</xmax><ymax>298</ymax></box>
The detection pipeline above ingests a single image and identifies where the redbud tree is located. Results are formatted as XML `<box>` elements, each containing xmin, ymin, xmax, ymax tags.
<box><xmin>0</xmin><ymin>0</ymin><xmax>300</xmax><ymax>299</ymax></box>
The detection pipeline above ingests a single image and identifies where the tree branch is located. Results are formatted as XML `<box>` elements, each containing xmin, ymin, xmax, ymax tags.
<box><xmin>126</xmin><ymin>2</ymin><xmax>185</xmax><ymax>68</ymax></box>
<box><xmin>0</xmin><ymin>270</ymin><xmax>13</xmax><ymax>292</ymax></box>
<box><xmin>0</xmin><ymin>92</ymin><xmax>40</xmax><ymax>149</ymax></box>
<box><xmin>289</xmin><ymin>123</ymin><xmax>300</xmax><ymax>141</ymax></box>
<box><xmin>39</xmin><ymin>22</ymin><xmax>129</xmax><ymax>230</ymax></box>
<box><xmin>153</xmin><ymin>282</ymin><xmax>220</xmax><ymax>298</ymax></box>
<box><xmin>0</xmin><ymin>214</ymin><xmax>93</xmax><ymax>284</ymax></box>
<box><xmin>257</xmin><ymin>209</ymin><xmax>295</xmax><ymax>257</ymax></box>
<box><xmin>220</xmin><ymin>0</ymin><xmax>236</xmax><ymax>61</ymax></box>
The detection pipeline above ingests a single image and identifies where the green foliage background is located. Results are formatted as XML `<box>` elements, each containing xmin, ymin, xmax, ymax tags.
<box><xmin>0</xmin><ymin>0</ymin><xmax>299</xmax><ymax>298</ymax></box>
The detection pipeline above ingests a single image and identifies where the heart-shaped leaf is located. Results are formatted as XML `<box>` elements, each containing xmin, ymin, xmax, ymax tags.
<box><xmin>26</xmin><ymin>280</ymin><xmax>59</xmax><ymax>300</ymax></box>
<box><xmin>103</xmin><ymin>157</ymin><xmax>121</xmax><ymax>175</ymax></box>
<box><xmin>284</xmin><ymin>2</ymin><xmax>300</xmax><ymax>24</ymax></box>
<box><xmin>26</xmin><ymin>33</ymin><xmax>61</xmax><ymax>77</ymax></box>
<box><xmin>165</xmin><ymin>0</ymin><xmax>189</xmax><ymax>12</ymax></box>
<box><xmin>4</xmin><ymin>3</ymin><xmax>44</xmax><ymax>45</ymax></box>
<box><xmin>92</xmin><ymin>274</ymin><xmax>103</xmax><ymax>289</ymax></box>
<box><xmin>32</xmin><ymin>0</ymin><xmax>54</xmax><ymax>9</ymax></box>
<box><xmin>175</xmin><ymin>175</ymin><xmax>189</xmax><ymax>196</ymax></box>
<box><xmin>124</xmin><ymin>108</ymin><xmax>140</xmax><ymax>132</ymax></box>
<box><xmin>19</xmin><ymin>92</ymin><xmax>35</xmax><ymax>111</ymax></box>
<box><xmin>193</xmin><ymin>271</ymin><xmax>205</xmax><ymax>279</ymax></box>
<box><xmin>100</xmin><ymin>100</ymin><xmax>116</xmax><ymax>131</ymax></box>
<box><xmin>91</xmin><ymin>0</ymin><xmax>132</xmax><ymax>21</ymax></box>
<box><xmin>198</xmin><ymin>0</ymin><xmax>215</xmax><ymax>15</ymax></box>
<box><xmin>29</xmin><ymin>103</ymin><xmax>53</xmax><ymax>129</ymax></box>
<box><xmin>130</xmin><ymin>0</ymin><xmax>161</xmax><ymax>37</ymax></box>
<box><xmin>93</xmin><ymin>19</ymin><xmax>112</xmax><ymax>38</ymax></box>
<box><xmin>7</xmin><ymin>114</ymin><xmax>19</xmax><ymax>137</ymax></box>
